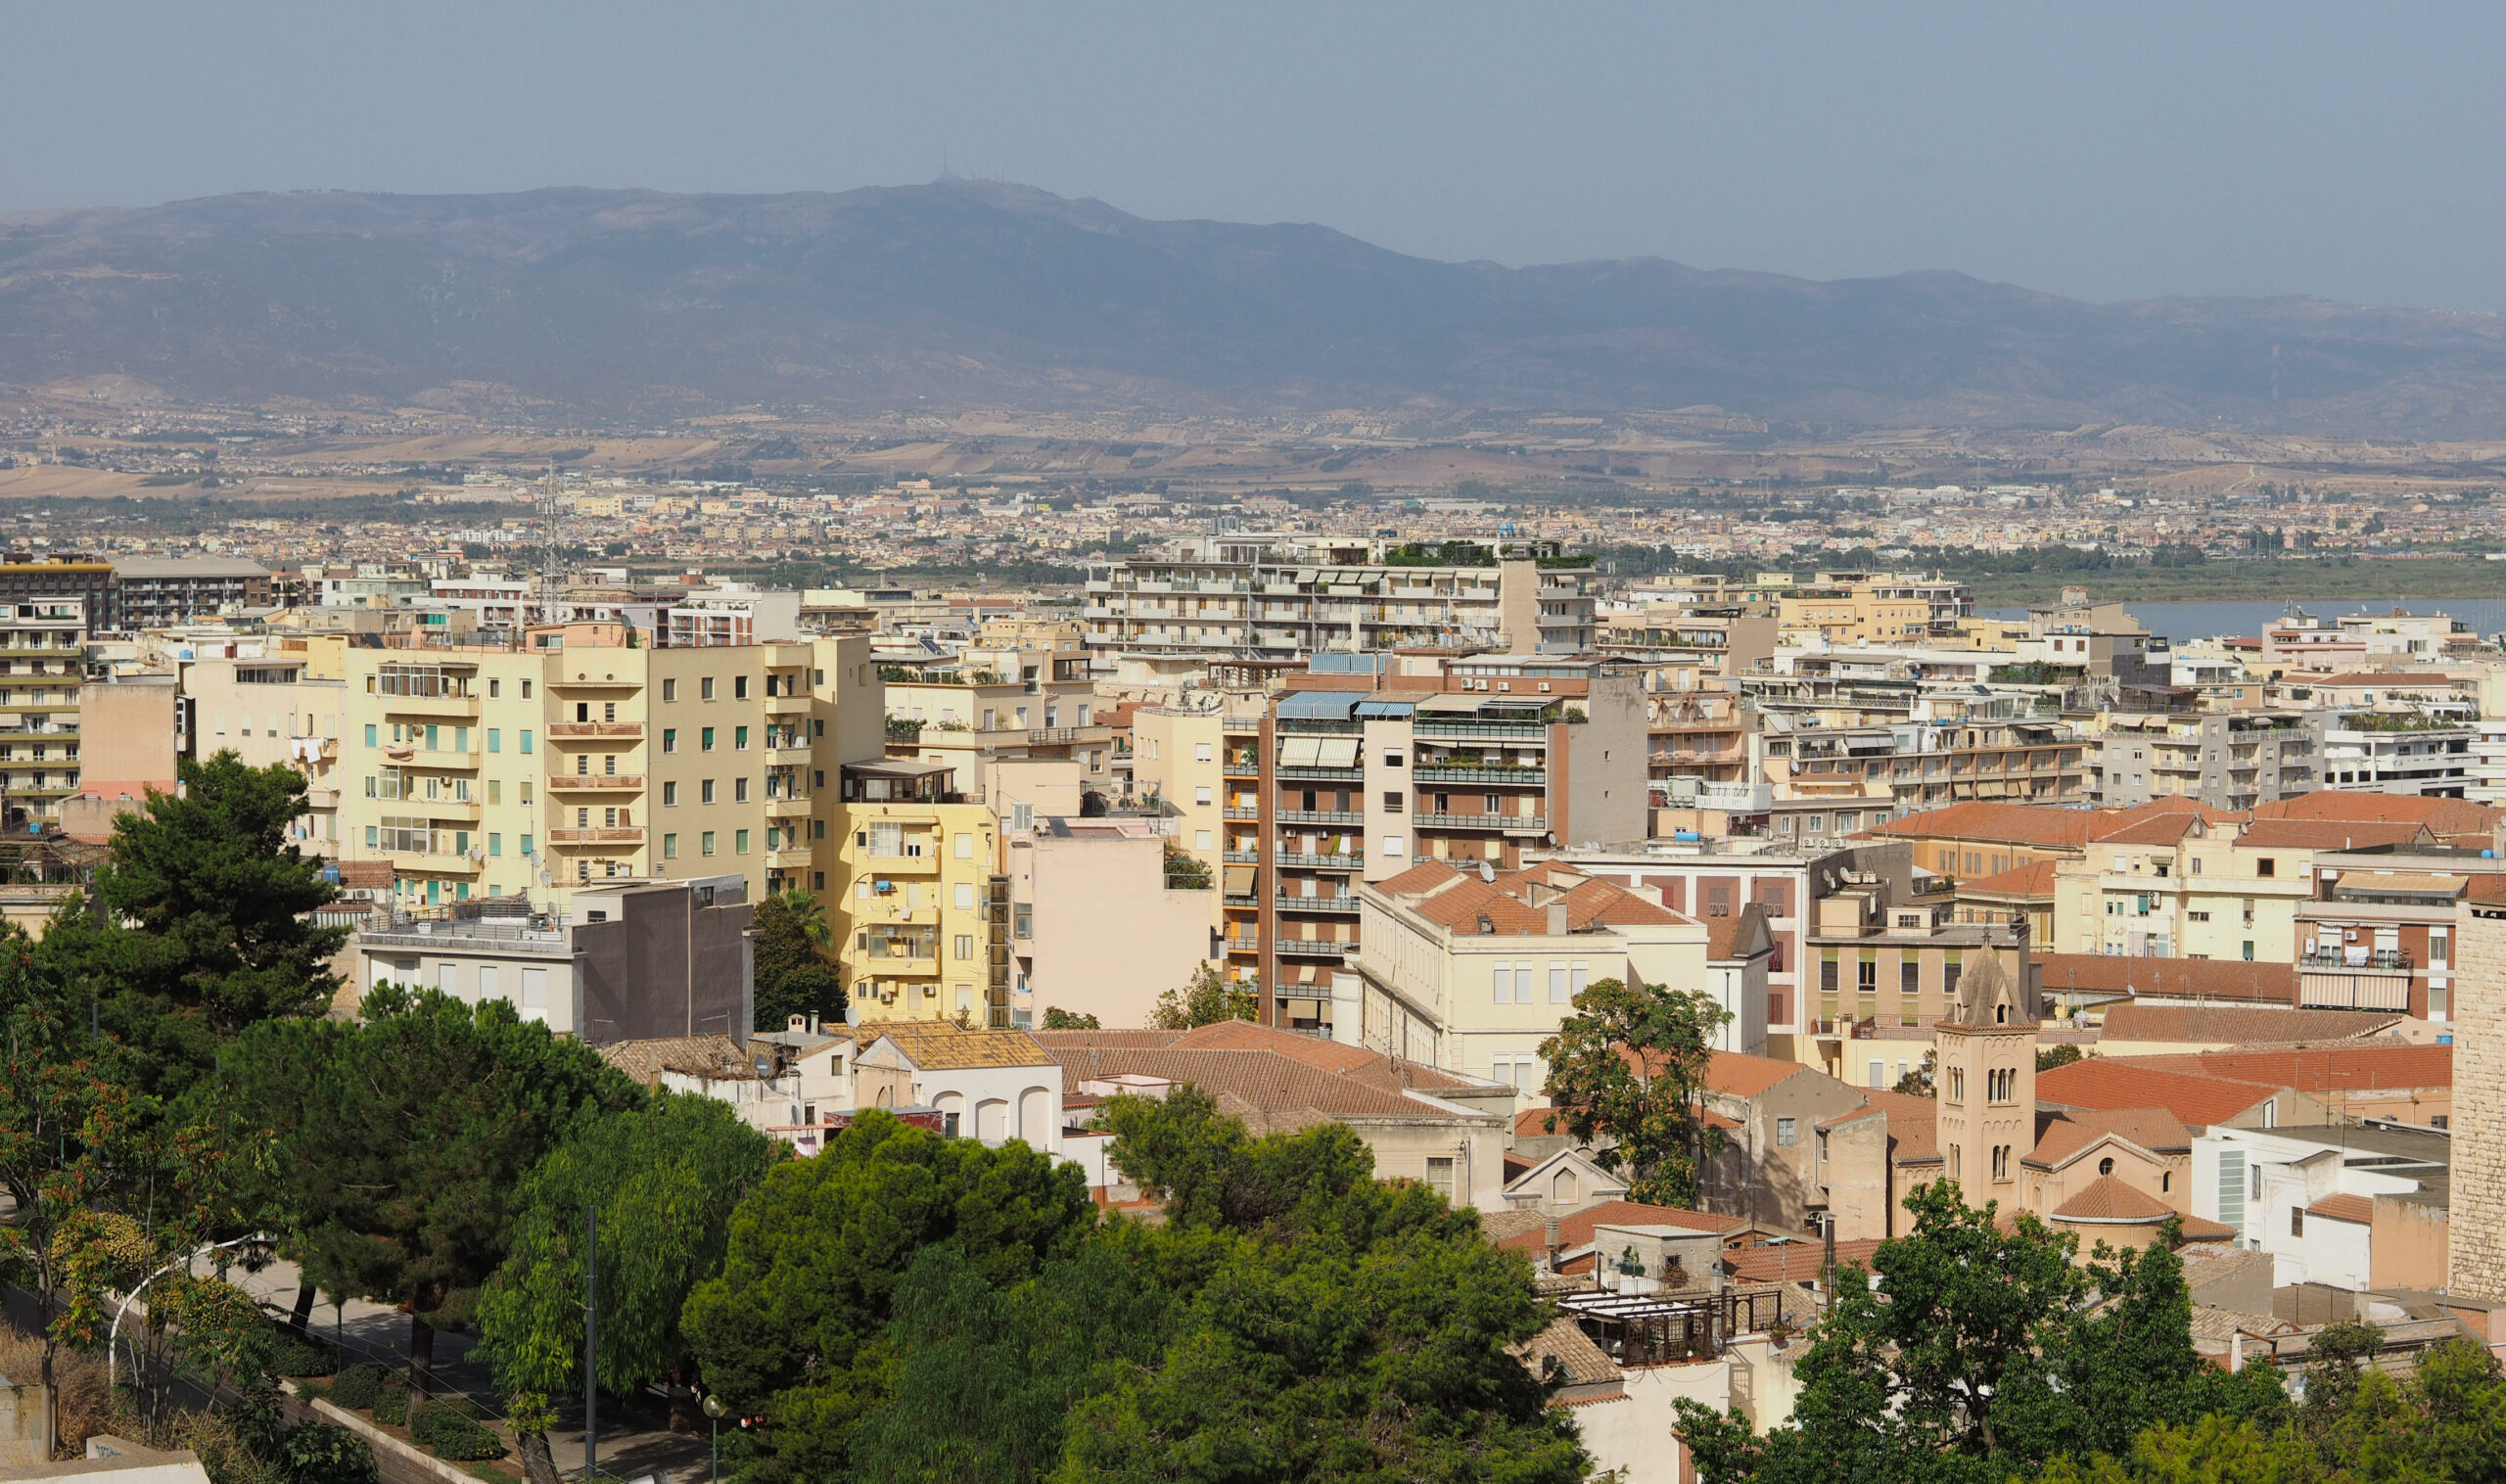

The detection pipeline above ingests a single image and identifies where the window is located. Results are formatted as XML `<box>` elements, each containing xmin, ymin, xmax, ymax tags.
<box><xmin>521</xmin><ymin>679</ymin><xmax>533</xmax><ymax>699</ymax></box>
<box><xmin>1549</xmin><ymin>963</ymin><xmax>1568</xmax><ymax>1002</ymax></box>
<box><xmin>701</xmin><ymin>779</ymin><xmax>717</xmax><ymax>805</ymax></box>
<box><xmin>734</xmin><ymin>777</ymin><xmax>750</xmax><ymax>803</ymax></box>
<box><xmin>1821</xmin><ymin>955</ymin><xmax>1839</xmax><ymax>993</ymax></box>
<box><xmin>1493</xmin><ymin>965</ymin><xmax>1512</xmax><ymax>1002</ymax></box>
<box><xmin>662</xmin><ymin>678</ymin><xmax>676</xmax><ymax>702</ymax></box>
<box><xmin>2243</xmin><ymin>941</ymin><xmax>2255</xmax><ymax>961</ymax></box>
<box><xmin>1195</xmin><ymin>786</ymin><xmax>1213</xmax><ymax>806</ymax></box>
<box><xmin>2256</xmin><ymin>858</ymin><xmax>2276</xmax><ymax>877</ymax></box>
<box><xmin>1384</xmin><ymin>751</ymin><xmax>1404</xmax><ymax>768</ymax></box>
<box><xmin>735</xmin><ymin>829</ymin><xmax>750</xmax><ymax>855</ymax></box>
<box><xmin>487</xmin><ymin>728</ymin><xmax>500</xmax><ymax>753</ymax></box>
<box><xmin>955</xmin><ymin>883</ymin><xmax>976</xmax><ymax>909</ymax></box>
<box><xmin>364</xmin><ymin>723</ymin><xmax>377</xmax><ymax>748</ymax></box>
<box><xmin>663</xmin><ymin>781</ymin><xmax>678</xmax><ymax>806</ymax></box>
<box><xmin>1947</xmin><ymin>1068</ymin><xmax>1965</xmax><ymax>1102</ymax></box>
<box><xmin>1383</xmin><ymin>835</ymin><xmax>1405</xmax><ymax>858</ymax></box>
<box><xmin>734</xmin><ymin>675</ymin><xmax>749</xmax><ymax>700</ymax></box>
<box><xmin>2291</xmin><ymin>1207</ymin><xmax>2304</xmax><ymax>1237</ymax></box>
<box><xmin>488</xmin><ymin>833</ymin><xmax>501</xmax><ymax>857</ymax></box>
<box><xmin>662</xmin><ymin>727</ymin><xmax>677</xmax><ymax>754</ymax></box>
<box><xmin>702</xmin><ymin>727</ymin><xmax>717</xmax><ymax>752</ymax></box>
<box><xmin>488</xmin><ymin>678</ymin><xmax>501</xmax><ymax>698</ymax></box>
<box><xmin>1991</xmin><ymin>1144</ymin><xmax>2011</xmax><ymax>1183</ymax></box>
<box><xmin>1194</xmin><ymin>742</ymin><xmax>1212</xmax><ymax>763</ymax></box>
<box><xmin>2098</xmin><ymin>1156</ymin><xmax>2114</xmax><ymax>1177</ymax></box>
<box><xmin>735</xmin><ymin>725</ymin><xmax>750</xmax><ymax>751</ymax></box>
<box><xmin>701</xmin><ymin>831</ymin><xmax>718</xmax><ymax>857</ymax></box>
<box><xmin>954</xmin><ymin>934</ymin><xmax>975</xmax><ymax>960</ymax></box>
<box><xmin>1776</xmin><ymin>1117</ymin><xmax>1796</xmax><ymax>1146</ymax></box>
<box><xmin>1195</xmin><ymin>829</ymin><xmax>1212</xmax><ymax>849</ymax></box>
<box><xmin>1423</xmin><ymin>1157</ymin><xmax>1455</xmax><ymax>1200</ymax></box>
<box><xmin>1383</xmin><ymin>791</ymin><xmax>1404</xmax><ymax>812</ymax></box>
<box><xmin>520</xmin><ymin>834</ymin><xmax>534</xmax><ymax>856</ymax></box>
<box><xmin>1901</xmin><ymin>959</ymin><xmax>1920</xmax><ymax>996</ymax></box>
<box><xmin>2261</xmin><ymin>1098</ymin><xmax>2278</xmax><ymax>1130</ymax></box>
<box><xmin>2432</xmin><ymin>929</ymin><xmax>2451</xmax><ymax>969</ymax></box>
<box><xmin>488</xmin><ymin>780</ymin><xmax>501</xmax><ymax>805</ymax></box>
<box><xmin>664</xmin><ymin>833</ymin><xmax>678</xmax><ymax>859</ymax></box>
<box><xmin>954</xmin><ymin>832</ymin><xmax>975</xmax><ymax>859</ymax></box>
<box><xmin>519</xmin><ymin>730</ymin><xmax>534</xmax><ymax>755</ymax></box>
<box><xmin>1014</xmin><ymin>904</ymin><xmax>1034</xmax><ymax>939</ymax></box>
<box><xmin>701</xmin><ymin>677</ymin><xmax>716</xmax><ymax>701</ymax></box>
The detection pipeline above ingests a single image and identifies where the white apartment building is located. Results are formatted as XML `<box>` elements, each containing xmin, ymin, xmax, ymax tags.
<box><xmin>1085</xmin><ymin>534</ymin><xmax>1595</xmax><ymax>660</ymax></box>
<box><xmin>2321</xmin><ymin>712</ymin><xmax>2474</xmax><ymax>797</ymax></box>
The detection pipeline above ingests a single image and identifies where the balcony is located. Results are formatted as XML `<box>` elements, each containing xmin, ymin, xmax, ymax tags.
<box><xmin>1276</xmin><ymin>939</ymin><xmax>1353</xmax><ymax>958</ymax></box>
<box><xmin>1224</xmin><ymin>850</ymin><xmax>1261</xmax><ymax>863</ymax></box>
<box><xmin>1277</xmin><ymin>765</ymin><xmax>1366</xmax><ymax>782</ymax></box>
<box><xmin>859</xmin><ymin>847</ymin><xmax>942</xmax><ymax>873</ymax></box>
<box><xmin>1275</xmin><ymin>852</ymin><xmax>1363</xmax><ymax>869</ymax></box>
<box><xmin>1221</xmin><ymin>935</ymin><xmax>1262</xmax><ymax>954</ymax></box>
<box><xmin>1415</xmin><ymin>719</ymin><xmax>1548</xmax><ymax>741</ymax></box>
<box><xmin>1416</xmin><ymin>812</ymin><xmax>1549</xmax><ymax>834</ymax></box>
<box><xmin>378</xmin><ymin>692</ymin><xmax>483</xmax><ymax>720</ymax></box>
<box><xmin>549</xmin><ymin>774</ymin><xmax>646</xmax><ymax>792</ymax></box>
<box><xmin>1276</xmin><ymin>809</ymin><xmax>1365</xmax><ymax>826</ymax></box>
<box><xmin>766</xmin><ymin>848</ymin><xmax>812</xmax><ymax>870</ymax></box>
<box><xmin>766</xmin><ymin>694</ymin><xmax>813</xmax><ymax>718</ymax></box>
<box><xmin>547</xmin><ymin>826</ymin><xmax>645</xmax><ymax>846</ymax></box>
<box><xmin>2298</xmin><ymin>956</ymin><xmax>2414</xmax><ymax>1011</ymax></box>
<box><xmin>382</xmin><ymin>850</ymin><xmax>482</xmax><ymax>875</ymax></box>
<box><xmin>1224</xmin><ymin>807</ymin><xmax>1261</xmax><ymax>821</ymax></box>
<box><xmin>548</xmin><ymin>721</ymin><xmax>643</xmax><ymax>739</ymax></box>
<box><xmin>410</xmin><ymin>799</ymin><xmax>483</xmax><ymax>822</ymax></box>
<box><xmin>1276</xmin><ymin>894</ymin><xmax>1361</xmax><ymax>915</ymax></box>
<box><xmin>1414</xmin><ymin>765</ymin><xmax>1547</xmax><ymax>786</ymax></box>
<box><xmin>765</xmin><ymin>796</ymin><xmax>813</xmax><ymax>819</ymax></box>
<box><xmin>767</xmin><ymin>745</ymin><xmax>812</xmax><ymax>765</ymax></box>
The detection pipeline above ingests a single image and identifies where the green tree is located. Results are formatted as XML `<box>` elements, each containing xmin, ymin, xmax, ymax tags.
<box><xmin>35</xmin><ymin>751</ymin><xmax>344</xmax><ymax>1096</ymax></box>
<box><xmin>208</xmin><ymin>987</ymin><xmax>643</xmax><ymax>1391</ymax></box>
<box><xmin>680</xmin><ymin>1109</ymin><xmax>1094</xmax><ymax>1482</ymax></box>
<box><xmin>1041</xmin><ymin>1006</ymin><xmax>1100</xmax><ymax>1029</ymax></box>
<box><xmin>2039</xmin><ymin>1043</ymin><xmax>2086</xmax><ymax>1073</ymax></box>
<box><xmin>1147</xmin><ymin>961</ymin><xmax>1254</xmax><ymax>1030</ymax></box>
<box><xmin>1161</xmin><ymin>841</ymin><xmax>1212</xmax><ymax>889</ymax></box>
<box><xmin>752</xmin><ymin>886</ymin><xmax>843</xmax><ymax>1032</ymax></box>
<box><xmin>1537</xmin><ymin>974</ymin><xmax>1730</xmax><ymax>1207</ymax></box>
<box><xmin>476</xmin><ymin>1093</ymin><xmax>782</xmax><ymax>1482</ymax></box>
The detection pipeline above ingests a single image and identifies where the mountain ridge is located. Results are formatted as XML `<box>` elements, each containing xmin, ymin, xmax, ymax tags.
<box><xmin>2</xmin><ymin>179</ymin><xmax>2502</xmax><ymax>434</ymax></box>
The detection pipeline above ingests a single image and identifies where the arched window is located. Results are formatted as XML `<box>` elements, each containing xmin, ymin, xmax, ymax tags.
<box><xmin>2098</xmin><ymin>1156</ymin><xmax>2115</xmax><ymax>1177</ymax></box>
<box><xmin>1994</xmin><ymin>1002</ymin><xmax>2008</xmax><ymax>1025</ymax></box>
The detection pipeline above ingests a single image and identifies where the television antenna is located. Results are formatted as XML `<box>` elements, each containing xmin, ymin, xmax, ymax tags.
<box><xmin>537</xmin><ymin>459</ymin><xmax>566</xmax><ymax>626</ymax></box>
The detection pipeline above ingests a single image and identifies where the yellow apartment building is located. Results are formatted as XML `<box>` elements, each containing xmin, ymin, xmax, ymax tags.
<box><xmin>0</xmin><ymin>600</ymin><xmax>87</xmax><ymax>827</ymax></box>
<box><xmin>830</xmin><ymin>758</ymin><xmax>1004</xmax><ymax>1026</ymax></box>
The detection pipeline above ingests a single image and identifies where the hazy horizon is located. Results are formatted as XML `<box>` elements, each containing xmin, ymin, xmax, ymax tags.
<box><xmin>11</xmin><ymin>2</ymin><xmax>2505</xmax><ymax>312</ymax></box>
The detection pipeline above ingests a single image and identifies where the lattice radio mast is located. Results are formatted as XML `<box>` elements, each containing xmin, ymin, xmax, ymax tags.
<box><xmin>536</xmin><ymin>459</ymin><xmax>565</xmax><ymax>627</ymax></box>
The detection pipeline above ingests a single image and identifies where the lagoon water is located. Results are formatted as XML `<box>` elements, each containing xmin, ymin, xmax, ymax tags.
<box><xmin>1976</xmin><ymin>598</ymin><xmax>2506</xmax><ymax>644</ymax></box>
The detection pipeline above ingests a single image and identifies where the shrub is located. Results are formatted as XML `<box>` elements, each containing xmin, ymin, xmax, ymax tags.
<box><xmin>411</xmin><ymin>1405</ymin><xmax>505</xmax><ymax>1461</ymax></box>
<box><xmin>329</xmin><ymin>1362</ymin><xmax>387</xmax><ymax>1411</ymax></box>
<box><xmin>371</xmin><ymin>1372</ymin><xmax>410</xmax><ymax>1426</ymax></box>
<box><xmin>278</xmin><ymin>1421</ymin><xmax>379</xmax><ymax>1484</ymax></box>
<box><xmin>270</xmin><ymin>1329</ymin><xmax>339</xmax><ymax>1378</ymax></box>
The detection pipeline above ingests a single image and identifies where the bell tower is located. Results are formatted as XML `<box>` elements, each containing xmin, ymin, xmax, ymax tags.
<box><xmin>1930</xmin><ymin>951</ymin><xmax>2038</xmax><ymax>1207</ymax></box>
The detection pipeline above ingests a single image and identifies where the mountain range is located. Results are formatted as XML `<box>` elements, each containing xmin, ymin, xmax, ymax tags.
<box><xmin>4</xmin><ymin>179</ymin><xmax>2505</xmax><ymax>436</ymax></box>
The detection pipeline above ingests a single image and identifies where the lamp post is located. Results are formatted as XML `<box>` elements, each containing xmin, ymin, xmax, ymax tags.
<box><xmin>702</xmin><ymin>1394</ymin><xmax>727</xmax><ymax>1483</ymax></box>
<box><xmin>110</xmin><ymin>1232</ymin><xmax>267</xmax><ymax>1389</ymax></box>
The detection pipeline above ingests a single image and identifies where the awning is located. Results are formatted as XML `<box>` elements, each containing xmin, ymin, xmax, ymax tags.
<box><xmin>1224</xmin><ymin>864</ymin><xmax>1256</xmax><ymax>894</ymax></box>
<box><xmin>1316</xmin><ymin>737</ymin><xmax>1361</xmax><ymax>767</ymax></box>
<box><xmin>2335</xmin><ymin>872</ymin><xmax>2465</xmax><ymax>898</ymax></box>
<box><xmin>1279</xmin><ymin>736</ymin><xmax>1323</xmax><ymax>765</ymax></box>
<box><xmin>1415</xmin><ymin>694</ymin><xmax>1485</xmax><ymax>714</ymax></box>
<box><xmin>1276</xmin><ymin>690</ymin><xmax>1361</xmax><ymax>720</ymax></box>
<box><xmin>1354</xmin><ymin>698</ymin><xmax>1417</xmax><ymax>719</ymax></box>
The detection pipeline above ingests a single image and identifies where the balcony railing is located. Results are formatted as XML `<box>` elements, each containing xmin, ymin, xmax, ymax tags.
<box><xmin>1414</xmin><ymin>765</ymin><xmax>1548</xmax><ymax>785</ymax></box>
<box><xmin>1275</xmin><ymin>852</ymin><xmax>1363</xmax><ymax>868</ymax></box>
<box><xmin>1277</xmin><ymin>765</ymin><xmax>1366</xmax><ymax>782</ymax></box>
<box><xmin>1276</xmin><ymin>939</ymin><xmax>1354</xmax><ymax>958</ymax></box>
<box><xmin>2299</xmin><ymin>947</ymin><xmax>2412</xmax><ymax>971</ymax></box>
<box><xmin>1276</xmin><ymin>809</ymin><xmax>1366</xmax><ymax>826</ymax></box>
<box><xmin>1276</xmin><ymin>894</ymin><xmax>1361</xmax><ymax>914</ymax></box>
<box><xmin>549</xmin><ymin>774</ymin><xmax>645</xmax><ymax>791</ymax></box>
<box><xmin>1415</xmin><ymin>719</ymin><xmax>1548</xmax><ymax>741</ymax></box>
<box><xmin>1416</xmin><ymin>812</ymin><xmax>1549</xmax><ymax>833</ymax></box>
<box><xmin>548</xmin><ymin>721</ymin><xmax>643</xmax><ymax>738</ymax></box>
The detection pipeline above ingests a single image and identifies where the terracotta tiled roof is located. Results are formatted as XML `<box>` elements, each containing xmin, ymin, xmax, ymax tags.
<box><xmin>596</xmin><ymin>1035</ymin><xmax>751</xmax><ymax>1086</ymax></box>
<box><xmin>2113</xmin><ymin>1043</ymin><xmax>2451</xmax><ymax>1092</ymax></box>
<box><xmin>2097</xmin><ymin>1004</ymin><xmax>2402</xmax><ymax>1046</ymax></box>
<box><xmin>1705</xmin><ymin>1049</ymin><xmax>1816</xmax><ymax>1097</ymax></box>
<box><xmin>1871</xmin><ymin>802</ymin><xmax>2108</xmax><ymax>851</ymax></box>
<box><xmin>1961</xmin><ymin>859</ymin><xmax>2059</xmax><ymax>898</ymax></box>
<box><xmin>2052</xmin><ymin>1175</ymin><xmax>2177</xmax><ymax>1223</ymax></box>
<box><xmin>2305</xmin><ymin>1193</ymin><xmax>2376</xmax><ymax>1225</ymax></box>
<box><xmin>2036</xmin><ymin>952</ymin><xmax>2296</xmax><ymax>1006</ymax></box>
<box><xmin>1405</xmin><ymin>869</ymin><xmax>1686</xmax><ymax>936</ymax></box>
<box><xmin>2308</xmin><ymin>671</ymin><xmax>2471</xmax><ymax>689</ymax></box>
<box><xmin>2092</xmin><ymin>813</ymin><xmax>2212</xmax><ymax>847</ymax></box>
<box><xmin>331</xmin><ymin>858</ymin><xmax>396</xmax><ymax>890</ymax></box>
<box><xmin>1726</xmin><ymin>1238</ymin><xmax>1885</xmax><ymax>1284</ymax></box>
<box><xmin>1493</xmin><ymin>1200</ymin><xmax>1741</xmax><ymax>1256</ymax></box>
<box><xmin>871</xmin><ymin>1022</ymin><xmax>1057</xmax><ymax>1070</ymax></box>
<box><xmin>2231</xmin><ymin>818</ymin><xmax>2433</xmax><ymax>851</ymax></box>
<box><xmin>1376</xmin><ymin>859</ymin><xmax>1473</xmax><ymax>896</ymax></box>
<box><xmin>1041</xmin><ymin>1039</ymin><xmax>1496</xmax><ymax>1135</ymax></box>
<box><xmin>2036</xmin><ymin>1060</ymin><xmax>2279</xmax><ymax>1127</ymax></box>
<box><xmin>2251</xmin><ymin>791</ymin><xmax>2502</xmax><ymax>838</ymax></box>
<box><xmin>2026</xmin><ymin>1107</ymin><xmax>2194</xmax><ymax>1169</ymax></box>
<box><xmin>1705</xmin><ymin>907</ymin><xmax>1770</xmax><ymax>961</ymax></box>
<box><xmin>1510</xmin><ymin>1318</ymin><xmax>1620</xmax><ymax>1386</ymax></box>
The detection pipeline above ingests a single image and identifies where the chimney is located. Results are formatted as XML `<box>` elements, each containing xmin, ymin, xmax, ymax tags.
<box><xmin>1548</xmin><ymin>902</ymin><xmax>1569</xmax><ymax>937</ymax></box>
<box><xmin>1544</xmin><ymin>1215</ymin><xmax>1561</xmax><ymax>1271</ymax></box>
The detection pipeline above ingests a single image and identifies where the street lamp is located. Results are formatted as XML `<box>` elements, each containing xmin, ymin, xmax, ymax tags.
<box><xmin>702</xmin><ymin>1394</ymin><xmax>728</xmax><ymax>1483</ymax></box>
<box><xmin>110</xmin><ymin>1232</ymin><xmax>268</xmax><ymax>1389</ymax></box>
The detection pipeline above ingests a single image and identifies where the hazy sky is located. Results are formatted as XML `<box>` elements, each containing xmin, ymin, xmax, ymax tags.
<box><xmin>10</xmin><ymin>2</ymin><xmax>2504</xmax><ymax>310</ymax></box>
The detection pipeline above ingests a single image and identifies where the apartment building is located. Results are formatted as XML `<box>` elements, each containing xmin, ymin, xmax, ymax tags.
<box><xmin>336</xmin><ymin>628</ymin><xmax>876</xmax><ymax>912</ymax></box>
<box><xmin>110</xmin><ymin>556</ymin><xmax>272</xmax><ymax>627</ymax></box>
<box><xmin>2050</xmin><ymin>815</ymin><xmax>2323</xmax><ymax>962</ymax></box>
<box><xmin>1749</xmin><ymin>689</ymin><xmax>2087</xmax><ymax>833</ymax></box>
<box><xmin>880</xmin><ymin>643</ymin><xmax>1116</xmax><ymax>790</ymax></box>
<box><xmin>2321</xmin><ymin>712</ymin><xmax>2474</xmax><ymax>797</ymax></box>
<box><xmin>1805</xmin><ymin>870</ymin><xmax>2033</xmax><ymax>1087</ymax></box>
<box><xmin>1595</xmin><ymin>599</ymin><xmax>1780</xmax><ymax>678</ymax></box>
<box><xmin>831</xmin><ymin>758</ymin><xmax>1006</xmax><ymax>1027</ymax></box>
<box><xmin>1084</xmin><ymin>534</ymin><xmax>1596</xmax><ymax>660</ymax></box>
<box><xmin>0</xmin><ymin>600</ymin><xmax>87</xmax><ymax>827</ymax></box>
<box><xmin>1135</xmin><ymin>657</ymin><xmax>1646</xmax><ymax>1033</ymax></box>
<box><xmin>1352</xmin><ymin>860</ymin><xmax>1708</xmax><ymax>1094</ymax></box>
<box><xmin>1774</xmin><ymin>572</ymin><xmax>1969</xmax><ymax>646</ymax></box>
<box><xmin>176</xmin><ymin>654</ymin><xmax>350</xmax><ymax>851</ymax></box>
<box><xmin>2087</xmin><ymin>712</ymin><xmax>2321</xmax><ymax>811</ymax></box>
<box><xmin>0</xmin><ymin>558</ymin><xmax>113</xmax><ymax>630</ymax></box>
<box><xmin>2295</xmin><ymin>844</ymin><xmax>2506</xmax><ymax>1021</ymax></box>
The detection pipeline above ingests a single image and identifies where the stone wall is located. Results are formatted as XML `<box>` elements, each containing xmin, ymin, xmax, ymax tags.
<box><xmin>2448</xmin><ymin>902</ymin><xmax>2506</xmax><ymax>1300</ymax></box>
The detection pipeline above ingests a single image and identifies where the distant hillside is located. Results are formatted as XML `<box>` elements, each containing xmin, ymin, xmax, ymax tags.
<box><xmin>4</xmin><ymin>180</ymin><xmax>2506</xmax><ymax>433</ymax></box>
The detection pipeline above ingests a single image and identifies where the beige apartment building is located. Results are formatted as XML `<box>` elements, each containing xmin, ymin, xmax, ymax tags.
<box><xmin>177</xmin><ymin>654</ymin><xmax>351</xmax><ymax>852</ymax></box>
<box><xmin>0</xmin><ymin>600</ymin><xmax>88</xmax><ymax>827</ymax></box>
<box><xmin>2050</xmin><ymin>815</ymin><xmax>2327</xmax><ymax>963</ymax></box>
<box><xmin>335</xmin><ymin>627</ymin><xmax>877</xmax><ymax>912</ymax></box>
<box><xmin>829</xmin><ymin>758</ymin><xmax>1006</xmax><ymax>1026</ymax></box>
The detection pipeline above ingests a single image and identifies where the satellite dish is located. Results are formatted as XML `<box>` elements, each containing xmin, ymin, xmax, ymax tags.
<box><xmin>1479</xmin><ymin>860</ymin><xmax>1497</xmax><ymax>884</ymax></box>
